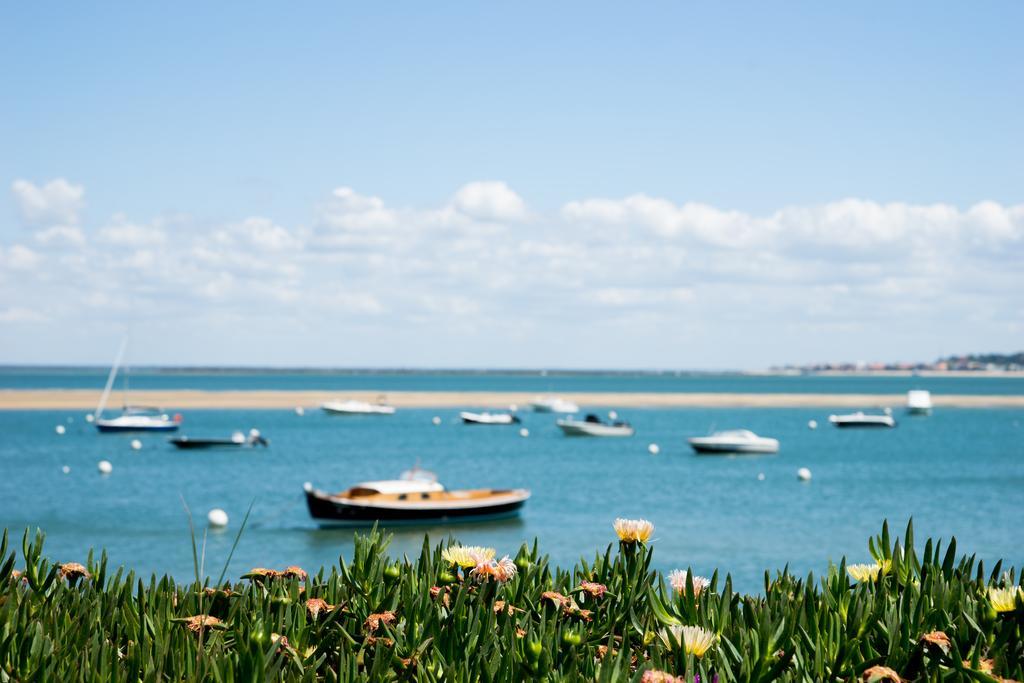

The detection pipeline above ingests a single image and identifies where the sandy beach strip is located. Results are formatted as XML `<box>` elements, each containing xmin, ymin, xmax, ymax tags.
<box><xmin>0</xmin><ymin>389</ymin><xmax>1022</xmax><ymax>410</ymax></box>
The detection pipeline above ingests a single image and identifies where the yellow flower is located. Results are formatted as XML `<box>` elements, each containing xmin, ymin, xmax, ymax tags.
<box><xmin>441</xmin><ymin>545</ymin><xmax>496</xmax><ymax>568</ymax></box>
<box><xmin>846</xmin><ymin>559</ymin><xmax>891</xmax><ymax>582</ymax></box>
<box><xmin>658</xmin><ymin>625</ymin><xmax>717</xmax><ymax>657</ymax></box>
<box><xmin>614</xmin><ymin>518</ymin><xmax>654</xmax><ymax>544</ymax></box>
<box><xmin>988</xmin><ymin>586</ymin><xmax>1022</xmax><ymax>613</ymax></box>
<box><xmin>667</xmin><ymin>570</ymin><xmax>710</xmax><ymax>596</ymax></box>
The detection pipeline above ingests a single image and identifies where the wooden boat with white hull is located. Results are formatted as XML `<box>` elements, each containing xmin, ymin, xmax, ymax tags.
<box><xmin>303</xmin><ymin>469</ymin><xmax>529</xmax><ymax>526</ymax></box>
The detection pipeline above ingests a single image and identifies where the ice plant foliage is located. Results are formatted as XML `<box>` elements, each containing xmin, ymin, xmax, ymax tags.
<box><xmin>0</xmin><ymin>522</ymin><xmax>1021</xmax><ymax>681</ymax></box>
<box><xmin>613</xmin><ymin>517</ymin><xmax>654</xmax><ymax>544</ymax></box>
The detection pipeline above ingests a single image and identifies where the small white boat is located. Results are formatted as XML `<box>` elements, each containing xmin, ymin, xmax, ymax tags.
<box><xmin>321</xmin><ymin>399</ymin><xmax>396</xmax><ymax>415</ymax></box>
<box><xmin>304</xmin><ymin>467</ymin><xmax>530</xmax><ymax>526</ymax></box>
<box><xmin>556</xmin><ymin>414</ymin><xmax>634</xmax><ymax>437</ymax></box>
<box><xmin>828</xmin><ymin>412</ymin><xmax>897</xmax><ymax>428</ymax></box>
<box><xmin>529</xmin><ymin>396</ymin><xmax>580</xmax><ymax>414</ymax></box>
<box><xmin>460</xmin><ymin>411</ymin><xmax>521</xmax><ymax>425</ymax></box>
<box><xmin>906</xmin><ymin>390</ymin><xmax>933</xmax><ymax>415</ymax></box>
<box><xmin>94</xmin><ymin>339</ymin><xmax>182</xmax><ymax>433</ymax></box>
<box><xmin>688</xmin><ymin>429</ymin><xmax>779</xmax><ymax>454</ymax></box>
<box><xmin>95</xmin><ymin>406</ymin><xmax>180</xmax><ymax>432</ymax></box>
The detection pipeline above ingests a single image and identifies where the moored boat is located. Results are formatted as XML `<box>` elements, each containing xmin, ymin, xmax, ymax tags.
<box><xmin>688</xmin><ymin>429</ymin><xmax>779</xmax><ymax>454</ymax></box>
<box><xmin>906</xmin><ymin>390</ymin><xmax>933</xmax><ymax>415</ymax></box>
<box><xmin>556</xmin><ymin>414</ymin><xmax>634</xmax><ymax>437</ymax></box>
<box><xmin>303</xmin><ymin>468</ymin><xmax>530</xmax><ymax>526</ymax></box>
<box><xmin>170</xmin><ymin>429</ymin><xmax>268</xmax><ymax>450</ymax></box>
<box><xmin>96</xmin><ymin>406</ymin><xmax>181</xmax><ymax>432</ymax></box>
<box><xmin>460</xmin><ymin>411</ymin><xmax>521</xmax><ymax>425</ymax></box>
<box><xmin>321</xmin><ymin>398</ymin><xmax>396</xmax><ymax>415</ymax></box>
<box><xmin>94</xmin><ymin>339</ymin><xmax>183</xmax><ymax>432</ymax></box>
<box><xmin>828</xmin><ymin>412</ymin><xmax>897</xmax><ymax>428</ymax></box>
<box><xmin>529</xmin><ymin>396</ymin><xmax>580</xmax><ymax>414</ymax></box>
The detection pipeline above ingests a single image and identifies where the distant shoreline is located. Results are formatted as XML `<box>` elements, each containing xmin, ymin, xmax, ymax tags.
<box><xmin>1</xmin><ymin>389</ymin><xmax>1022</xmax><ymax>410</ymax></box>
<box><xmin>1</xmin><ymin>365</ymin><xmax>1023</xmax><ymax>378</ymax></box>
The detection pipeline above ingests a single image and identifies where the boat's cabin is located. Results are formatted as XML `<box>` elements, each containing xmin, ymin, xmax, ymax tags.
<box><xmin>345</xmin><ymin>479</ymin><xmax>446</xmax><ymax>499</ymax></box>
<box><xmin>714</xmin><ymin>430</ymin><xmax>758</xmax><ymax>439</ymax></box>
<box><xmin>123</xmin><ymin>405</ymin><xmax>167</xmax><ymax>416</ymax></box>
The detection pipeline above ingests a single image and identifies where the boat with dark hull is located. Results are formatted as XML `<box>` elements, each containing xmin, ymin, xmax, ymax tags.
<box><xmin>303</xmin><ymin>469</ymin><xmax>530</xmax><ymax>526</ymax></box>
<box><xmin>828</xmin><ymin>412</ymin><xmax>897</xmax><ymax>428</ymax></box>
<box><xmin>170</xmin><ymin>430</ymin><xmax>268</xmax><ymax>450</ymax></box>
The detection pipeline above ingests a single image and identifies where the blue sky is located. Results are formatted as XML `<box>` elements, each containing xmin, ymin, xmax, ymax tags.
<box><xmin>1</xmin><ymin>2</ymin><xmax>1022</xmax><ymax>368</ymax></box>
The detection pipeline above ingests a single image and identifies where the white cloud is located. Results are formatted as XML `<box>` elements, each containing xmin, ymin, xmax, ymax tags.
<box><xmin>97</xmin><ymin>216</ymin><xmax>167</xmax><ymax>247</ymax></box>
<box><xmin>0</xmin><ymin>245</ymin><xmax>41</xmax><ymax>270</ymax></box>
<box><xmin>11</xmin><ymin>178</ymin><xmax>85</xmax><ymax>226</ymax></box>
<box><xmin>451</xmin><ymin>181</ymin><xmax>527</xmax><ymax>222</ymax></box>
<box><xmin>213</xmin><ymin>217</ymin><xmax>300</xmax><ymax>252</ymax></box>
<box><xmin>2</xmin><ymin>178</ymin><xmax>1021</xmax><ymax>367</ymax></box>
<box><xmin>0</xmin><ymin>307</ymin><xmax>47</xmax><ymax>323</ymax></box>
<box><xmin>33</xmin><ymin>225</ymin><xmax>86</xmax><ymax>248</ymax></box>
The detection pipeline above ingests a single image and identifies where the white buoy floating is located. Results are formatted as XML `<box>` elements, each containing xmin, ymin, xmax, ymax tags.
<box><xmin>207</xmin><ymin>508</ymin><xmax>229</xmax><ymax>528</ymax></box>
<box><xmin>519</xmin><ymin>427</ymin><xmax>529</xmax><ymax>438</ymax></box>
<box><xmin>807</xmin><ymin>419</ymin><xmax>818</xmax><ymax>430</ymax></box>
<box><xmin>130</xmin><ymin>439</ymin><xmax>142</xmax><ymax>451</ymax></box>
<box><xmin>97</xmin><ymin>460</ymin><xmax>113</xmax><ymax>475</ymax></box>
<box><xmin>62</xmin><ymin>465</ymin><xmax>71</xmax><ymax>475</ymax></box>
<box><xmin>797</xmin><ymin>467</ymin><xmax>812</xmax><ymax>481</ymax></box>
<box><xmin>608</xmin><ymin>410</ymin><xmax>618</xmax><ymax>420</ymax></box>
<box><xmin>432</xmin><ymin>416</ymin><xmax>442</xmax><ymax>425</ymax></box>
<box><xmin>883</xmin><ymin>407</ymin><xmax>893</xmax><ymax>416</ymax></box>
<box><xmin>757</xmin><ymin>472</ymin><xmax>766</xmax><ymax>481</ymax></box>
<box><xmin>55</xmin><ymin>425</ymin><xmax>66</xmax><ymax>435</ymax></box>
<box><xmin>509</xmin><ymin>404</ymin><xmax>518</xmax><ymax>412</ymax></box>
<box><xmin>85</xmin><ymin>414</ymin><xmax>95</xmax><ymax>423</ymax></box>
<box><xmin>295</xmin><ymin>406</ymin><xmax>305</xmax><ymax>416</ymax></box>
<box><xmin>647</xmin><ymin>443</ymin><xmax>660</xmax><ymax>455</ymax></box>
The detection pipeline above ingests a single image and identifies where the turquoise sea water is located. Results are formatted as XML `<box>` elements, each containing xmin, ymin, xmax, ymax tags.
<box><xmin>1</xmin><ymin>366</ymin><xmax>1024</xmax><ymax>394</ymax></box>
<box><xmin>1</xmin><ymin>374</ymin><xmax>1022</xmax><ymax>593</ymax></box>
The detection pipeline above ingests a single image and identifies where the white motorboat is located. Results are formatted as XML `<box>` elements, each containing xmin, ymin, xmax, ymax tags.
<box><xmin>529</xmin><ymin>396</ymin><xmax>580</xmax><ymax>414</ymax></box>
<box><xmin>304</xmin><ymin>467</ymin><xmax>530</xmax><ymax>526</ymax></box>
<box><xmin>94</xmin><ymin>339</ymin><xmax>182</xmax><ymax>433</ymax></box>
<box><xmin>460</xmin><ymin>411</ymin><xmax>521</xmax><ymax>425</ymax></box>
<box><xmin>906</xmin><ymin>390</ymin><xmax>933</xmax><ymax>415</ymax></box>
<box><xmin>556</xmin><ymin>414</ymin><xmax>634</xmax><ymax>437</ymax></box>
<box><xmin>321</xmin><ymin>399</ymin><xmax>396</xmax><ymax>415</ymax></box>
<box><xmin>828</xmin><ymin>412</ymin><xmax>897</xmax><ymax>428</ymax></box>
<box><xmin>688</xmin><ymin>429</ymin><xmax>779</xmax><ymax>454</ymax></box>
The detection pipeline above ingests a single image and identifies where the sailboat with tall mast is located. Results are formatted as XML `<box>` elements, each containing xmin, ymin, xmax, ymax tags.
<box><xmin>94</xmin><ymin>339</ymin><xmax>181</xmax><ymax>433</ymax></box>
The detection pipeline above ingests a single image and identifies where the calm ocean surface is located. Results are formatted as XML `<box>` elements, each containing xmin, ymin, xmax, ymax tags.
<box><xmin>2</xmin><ymin>367</ymin><xmax>1024</xmax><ymax>395</ymax></box>
<box><xmin>2</xmin><ymin>371</ymin><xmax>1022</xmax><ymax>594</ymax></box>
